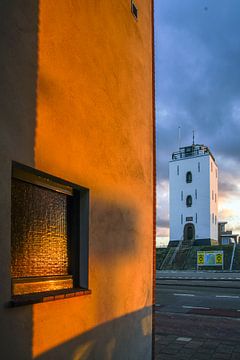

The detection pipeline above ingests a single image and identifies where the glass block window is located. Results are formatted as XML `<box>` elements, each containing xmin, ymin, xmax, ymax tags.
<box><xmin>11</xmin><ymin>179</ymin><xmax>69</xmax><ymax>278</ymax></box>
<box><xmin>11</xmin><ymin>162</ymin><xmax>89</xmax><ymax>298</ymax></box>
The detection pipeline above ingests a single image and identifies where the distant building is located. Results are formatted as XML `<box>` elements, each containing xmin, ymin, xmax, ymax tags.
<box><xmin>218</xmin><ymin>222</ymin><xmax>239</xmax><ymax>245</ymax></box>
<box><xmin>169</xmin><ymin>143</ymin><xmax>218</xmax><ymax>247</ymax></box>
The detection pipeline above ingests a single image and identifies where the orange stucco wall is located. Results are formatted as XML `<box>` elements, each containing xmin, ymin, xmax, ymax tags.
<box><xmin>34</xmin><ymin>1</ymin><xmax>154</xmax><ymax>358</ymax></box>
<box><xmin>0</xmin><ymin>1</ymin><xmax>154</xmax><ymax>359</ymax></box>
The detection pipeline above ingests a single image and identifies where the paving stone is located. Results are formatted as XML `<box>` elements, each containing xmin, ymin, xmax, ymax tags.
<box><xmin>194</xmin><ymin>352</ymin><xmax>213</xmax><ymax>360</ymax></box>
<box><xmin>232</xmin><ymin>345</ymin><xmax>240</xmax><ymax>353</ymax></box>
<box><xmin>212</xmin><ymin>353</ymin><xmax>232</xmax><ymax>360</ymax></box>
<box><xmin>204</xmin><ymin>340</ymin><xmax>221</xmax><ymax>348</ymax></box>
<box><xmin>217</xmin><ymin>345</ymin><xmax>234</xmax><ymax>354</ymax></box>
<box><xmin>185</xmin><ymin>340</ymin><xmax>203</xmax><ymax>349</ymax></box>
<box><xmin>161</xmin><ymin>347</ymin><xmax>182</xmax><ymax>355</ymax></box>
<box><xmin>231</xmin><ymin>353</ymin><xmax>240</xmax><ymax>360</ymax></box>
<box><xmin>197</xmin><ymin>346</ymin><xmax>215</xmax><ymax>354</ymax></box>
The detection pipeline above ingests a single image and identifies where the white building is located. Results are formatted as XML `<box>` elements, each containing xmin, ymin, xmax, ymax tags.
<box><xmin>169</xmin><ymin>143</ymin><xmax>218</xmax><ymax>247</ymax></box>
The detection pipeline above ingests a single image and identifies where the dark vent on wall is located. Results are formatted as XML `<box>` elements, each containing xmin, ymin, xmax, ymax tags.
<box><xmin>131</xmin><ymin>1</ymin><xmax>138</xmax><ymax>20</ymax></box>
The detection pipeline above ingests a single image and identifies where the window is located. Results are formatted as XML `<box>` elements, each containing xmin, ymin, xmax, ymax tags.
<box><xmin>211</xmin><ymin>162</ymin><xmax>213</xmax><ymax>172</ymax></box>
<box><xmin>186</xmin><ymin>171</ymin><xmax>192</xmax><ymax>183</ymax></box>
<box><xmin>212</xmin><ymin>190</ymin><xmax>214</xmax><ymax>200</ymax></box>
<box><xmin>177</xmin><ymin>165</ymin><xmax>179</xmax><ymax>175</ymax></box>
<box><xmin>181</xmin><ymin>190</ymin><xmax>183</xmax><ymax>201</ymax></box>
<box><xmin>11</xmin><ymin>162</ymin><xmax>89</xmax><ymax>299</ymax></box>
<box><xmin>215</xmin><ymin>193</ymin><xmax>217</xmax><ymax>202</ymax></box>
<box><xmin>187</xmin><ymin>226</ymin><xmax>193</xmax><ymax>240</ymax></box>
<box><xmin>181</xmin><ymin>214</ymin><xmax>183</xmax><ymax>224</ymax></box>
<box><xmin>216</xmin><ymin>168</ymin><xmax>218</xmax><ymax>178</ymax></box>
<box><xmin>215</xmin><ymin>215</ymin><xmax>217</xmax><ymax>225</ymax></box>
<box><xmin>186</xmin><ymin>195</ymin><xmax>192</xmax><ymax>207</ymax></box>
<box><xmin>195</xmin><ymin>213</ymin><xmax>198</xmax><ymax>223</ymax></box>
<box><xmin>131</xmin><ymin>0</ymin><xmax>138</xmax><ymax>20</ymax></box>
<box><xmin>195</xmin><ymin>189</ymin><xmax>197</xmax><ymax>199</ymax></box>
<box><xmin>198</xmin><ymin>162</ymin><xmax>200</xmax><ymax>172</ymax></box>
<box><xmin>212</xmin><ymin>213</ymin><xmax>214</xmax><ymax>224</ymax></box>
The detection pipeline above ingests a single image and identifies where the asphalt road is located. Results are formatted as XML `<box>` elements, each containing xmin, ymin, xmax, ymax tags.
<box><xmin>155</xmin><ymin>281</ymin><xmax>240</xmax><ymax>359</ymax></box>
<box><xmin>156</xmin><ymin>283</ymin><xmax>240</xmax><ymax>316</ymax></box>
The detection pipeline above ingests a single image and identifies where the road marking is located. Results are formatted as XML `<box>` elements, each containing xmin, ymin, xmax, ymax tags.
<box><xmin>174</xmin><ymin>293</ymin><xmax>195</xmax><ymax>297</ymax></box>
<box><xmin>182</xmin><ymin>306</ymin><xmax>210</xmax><ymax>310</ymax></box>
<box><xmin>176</xmin><ymin>337</ymin><xmax>192</xmax><ymax>342</ymax></box>
<box><xmin>216</xmin><ymin>295</ymin><xmax>239</xmax><ymax>299</ymax></box>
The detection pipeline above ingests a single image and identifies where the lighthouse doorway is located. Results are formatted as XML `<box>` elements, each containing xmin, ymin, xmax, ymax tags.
<box><xmin>183</xmin><ymin>223</ymin><xmax>195</xmax><ymax>245</ymax></box>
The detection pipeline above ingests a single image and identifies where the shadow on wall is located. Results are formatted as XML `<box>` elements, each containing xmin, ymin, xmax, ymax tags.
<box><xmin>35</xmin><ymin>306</ymin><xmax>152</xmax><ymax>360</ymax></box>
<box><xmin>0</xmin><ymin>0</ymin><xmax>39</xmax><ymax>165</ymax></box>
<box><xmin>0</xmin><ymin>1</ymin><xmax>39</xmax><ymax>359</ymax></box>
<box><xmin>32</xmin><ymin>199</ymin><xmax>149</xmax><ymax>360</ymax></box>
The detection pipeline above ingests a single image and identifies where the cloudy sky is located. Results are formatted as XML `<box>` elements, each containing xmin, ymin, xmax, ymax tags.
<box><xmin>155</xmin><ymin>0</ymin><xmax>240</xmax><ymax>245</ymax></box>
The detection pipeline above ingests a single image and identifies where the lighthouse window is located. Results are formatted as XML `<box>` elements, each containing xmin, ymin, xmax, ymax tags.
<box><xmin>186</xmin><ymin>195</ymin><xmax>192</xmax><ymax>207</ymax></box>
<box><xmin>177</xmin><ymin>165</ymin><xmax>179</xmax><ymax>175</ymax></box>
<box><xmin>211</xmin><ymin>162</ymin><xmax>213</xmax><ymax>172</ymax></box>
<box><xmin>198</xmin><ymin>162</ymin><xmax>200</xmax><ymax>172</ymax></box>
<box><xmin>212</xmin><ymin>190</ymin><xmax>214</xmax><ymax>200</ymax></box>
<box><xmin>181</xmin><ymin>214</ymin><xmax>183</xmax><ymax>224</ymax></box>
<box><xmin>186</xmin><ymin>171</ymin><xmax>192</xmax><ymax>183</ymax></box>
<box><xmin>212</xmin><ymin>213</ymin><xmax>214</xmax><ymax>223</ymax></box>
<box><xmin>195</xmin><ymin>213</ymin><xmax>198</xmax><ymax>223</ymax></box>
<box><xmin>181</xmin><ymin>191</ymin><xmax>183</xmax><ymax>201</ymax></box>
<box><xmin>195</xmin><ymin>189</ymin><xmax>197</xmax><ymax>199</ymax></box>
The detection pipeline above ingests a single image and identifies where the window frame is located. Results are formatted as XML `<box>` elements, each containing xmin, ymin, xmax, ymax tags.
<box><xmin>11</xmin><ymin>161</ymin><xmax>90</xmax><ymax>305</ymax></box>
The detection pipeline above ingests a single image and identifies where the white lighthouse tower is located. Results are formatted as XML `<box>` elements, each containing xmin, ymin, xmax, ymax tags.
<box><xmin>169</xmin><ymin>140</ymin><xmax>218</xmax><ymax>247</ymax></box>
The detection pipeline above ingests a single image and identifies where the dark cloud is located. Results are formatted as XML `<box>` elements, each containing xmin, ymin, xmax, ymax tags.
<box><xmin>155</xmin><ymin>0</ymin><xmax>240</xmax><ymax>233</ymax></box>
<box><xmin>157</xmin><ymin>217</ymin><xmax>169</xmax><ymax>229</ymax></box>
<box><xmin>155</xmin><ymin>0</ymin><xmax>240</xmax><ymax>162</ymax></box>
<box><xmin>219</xmin><ymin>181</ymin><xmax>238</xmax><ymax>194</ymax></box>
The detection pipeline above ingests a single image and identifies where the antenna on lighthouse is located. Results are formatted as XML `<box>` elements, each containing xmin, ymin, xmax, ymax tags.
<box><xmin>192</xmin><ymin>129</ymin><xmax>195</xmax><ymax>145</ymax></box>
<box><xmin>178</xmin><ymin>126</ymin><xmax>181</xmax><ymax>149</ymax></box>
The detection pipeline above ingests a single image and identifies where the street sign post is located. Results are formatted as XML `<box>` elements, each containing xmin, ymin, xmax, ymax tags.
<box><xmin>197</xmin><ymin>251</ymin><xmax>224</xmax><ymax>270</ymax></box>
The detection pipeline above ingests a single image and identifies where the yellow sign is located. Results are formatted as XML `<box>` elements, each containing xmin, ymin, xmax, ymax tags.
<box><xmin>216</xmin><ymin>253</ymin><xmax>223</xmax><ymax>265</ymax></box>
<box><xmin>197</xmin><ymin>253</ymin><xmax>204</xmax><ymax>265</ymax></box>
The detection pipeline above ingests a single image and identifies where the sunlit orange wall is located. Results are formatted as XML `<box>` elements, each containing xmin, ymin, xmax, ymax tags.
<box><xmin>34</xmin><ymin>0</ymin><xmax>154</xmax><ymax>358</ymax></box>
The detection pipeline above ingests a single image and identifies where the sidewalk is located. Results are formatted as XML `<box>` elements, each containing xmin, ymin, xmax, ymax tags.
<box><xmin>156</xmin><ymin>270</ymin><xmax>240</xmax><ymax>289</ymax></box>
<box><xmin>155</xmin><ymin>332</ymin><xmax>240</xmax><ymax>359</ymax></box>
<box><xmin>155</xmin><ymin>312</ymin><xmax>240</xmax><ymax>360</ymax></box>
